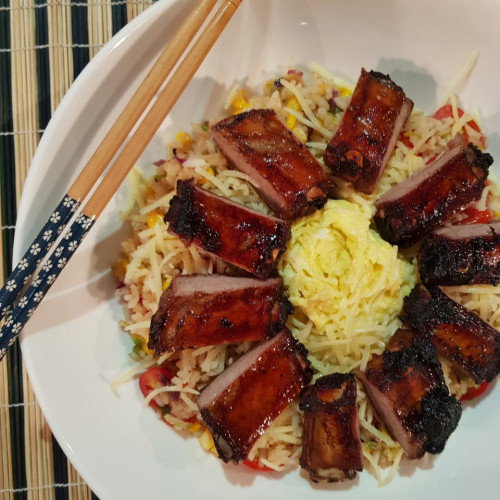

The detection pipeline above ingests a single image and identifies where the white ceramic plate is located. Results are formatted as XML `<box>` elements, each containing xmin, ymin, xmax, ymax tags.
<box><xmin>16</xmin><ymin>0</ymin><xmax>500</xmax><ymax>498</ymax></box>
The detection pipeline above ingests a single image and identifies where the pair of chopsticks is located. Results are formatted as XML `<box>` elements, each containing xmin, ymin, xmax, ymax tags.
<box><xmin>0</xmin><ymin>0</ymin><xmax>243</xmax><ymax>360</ymax></box>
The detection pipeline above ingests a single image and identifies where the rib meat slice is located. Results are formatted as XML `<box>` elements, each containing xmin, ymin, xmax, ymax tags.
<box><xmin>357</xmin><ymin>328</ymin><xmax>461</xmax><ymax>459</ymax></box>
<box><xmin>299</xmin><ymin>373</ymin><xmax>362</xmax><ymax>483</ymax></box>
<box><xmin>148</xmin><ymin>275</ymin><xmax>292</xmax><ymax>355</ymax></box>
<box><xmin>211</xmin><ymin>109</ymin><xmax>334</xmax><ymax>220</ymax></box>
<box><xmin>374</xmin><ymin>144</ymin><xmax>493</xmax><ymax>248</ymax></box>
<box><xmin>402</xmin><ymin>284</ymin><xmax>500</xmax><ymax>383</ymax></box>
<box><xmin>165</xmin><ymin>179</ymin><xmax>291</xmax><ymax>278</ymax></box>
<box><xmin>323</xmin><ymin>68</ymin><xmax>413</xmax><ymax>194</ymax></box>
<box><xmin>418</xmin><ymin>220</ymin><xmax>500</xmax><ymax>286</ymax></box>
<box><xmin>197</xmin><ymin>329</ymin><xmax>311</xmax><ymax>463</ymax></box>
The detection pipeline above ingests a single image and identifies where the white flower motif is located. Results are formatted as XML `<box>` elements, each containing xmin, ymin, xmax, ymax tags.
<box><xmin>27</xmin><ymin>308</ymin><xmax>35</xmax><ymax>318</ymax></box>
<box><xmin>55</xmin><ymin>246</ymin><xmax>64</xmax><ymax>258</ymax></box>
<box><xmin>5</xmin><ymin>280</ymin><xmax>16</xmax><ymax>292</ymax></box>
<box><xmin>80</xmin><ymin>217</ymin><xmax>92</xmax><ymax>231</ymax></box>
<box><xmin>63</xmin><ymin>196</ymin><xmax>73</xmax><ymax>208</ymax></box>
<box><xmin>36</xmin><ymin>258</ymin><xmax>42</xmax><ymax>267</ymax></box>
<box><xmin>64</xmin><ymin>231</ymin><xmax>73</xmax><ymax>240</ymax></box>
<box><xmin>32</xmin><ymin>277</ymin><xmax>41</xmax><ymax>288</ymax></box>
<box><xmin>34</xmin><ymin>291</ymin><xmax>44</xmax><ymax>303</ymax></box>
<box><xmin>50</xmin><ymin>211</ymin><xmax>61</xmax><ymax>224</ymax></box>
<box><xmin>8</xmin><ymin>336</ymin><xmax>17</xmax><ymax>347</ymax></box>
<box><xmin>43</xmin><ymin>229</ymin><xmax>53</xmax><ymax>241</ymax></box>
<box><xmin>42</xmin><ymin>260</ymin><xmax>52</xmax><ymax>272</ymax></box>
<box><xmin>23</xmin><ymin>275</ymin><xmax>30</xmax><ymax>285</ymax></box>
<box><xmin>57</xmin><ymin>226</ymin><xmax>64</xmax><ymax>235</ymax></box>
<box><xmin>57</xmin><ymin>258</ymin><xmax>67</xmax><ymax>269</ymax></box>
<box><xmin>18</xmin><ymin>258</ymin><xmax>28</xmax><ymax>270</ymax></box>
<box><xmin>46</xmin><ymin>274</ymin><xmax>57</xmax><ymax>285</ymax></box>
<box><xmin>75</xmin><ymin>214</ymin><xmax>85</xmax><ymax>225</ymax></box>
<box><xmin>11</xmin><ymin>322</ymin><xmax>22</xmax><ymax>335</ymax></box>
<box><xmin>30</xmin><ymin>243</ymin><xmax>41</xmax><ymax>255</ymax></box>
<box><xmin>68</xmin><ymin>240</ymin><xmax>78</xmax><ymax>252</ymax></box>
<box><xmin>18</xmin><ymin>297</ymin><xmax>28</xmax><ymax>308</ymax></box>
<box><xmin>5</xmin><ymin>315</ymin><xmax>13</xmax><ymax>328</ymax></box>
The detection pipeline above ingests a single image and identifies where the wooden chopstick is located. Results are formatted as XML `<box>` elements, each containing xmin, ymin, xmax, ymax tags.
<box><xmin>67</xmin><ymin>0</ymin><xmax>220</xmax><ymax>203</ymax></box>
<box><xmin>0</xmin><ymin>0</ymin><xmax>243</xmax><ymax>360</ymax></box>
<box><xmin>83</xmin><ymin>0</ymin><xmax>242</xmax><ymax>218</ymax></box>
<box><xmin>0</xmin><ymin>0</ymin><xmax>218</xmax><ymax>325</ymax></box>
<box><xmin>0</xmin><ymin>0</ymin><xmax>233</xmax><ymax>323</ymax></box>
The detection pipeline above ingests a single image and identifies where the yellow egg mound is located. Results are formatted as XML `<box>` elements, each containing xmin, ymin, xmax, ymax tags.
<box><xmin>279</xmin><ymin>199</ymin><xmax>417</xmax><ymax>374</ymax></box>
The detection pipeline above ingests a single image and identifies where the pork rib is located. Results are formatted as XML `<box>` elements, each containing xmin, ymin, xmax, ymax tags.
<box><xmin>212</xmin><ymin>109</ymin><xmax>334</xmax><ymax>220</ymax></box>
<box><xmin>197</xmin><ymin>329</ymin><xmax>312</xmax><ymax>463</ymax></box>
<box><xmin>299</xmin><ymin>373</ymin><xmax>362</xmax><ymax>483</ymax></box>
<box><xmin>402</xmin><ymin>284</ymin><xmax>500</xmax><ymax>383</ymax></box>
<box><xmin>374</xmin><ymin>144</ymin><xmax>493</xmax><ymax>248</ymax></box>
<box><xmin>323</xmin><ymin>69</ymin><xmax>413</xmax><ymax>194</ymax></box>
<box><xmin>147</xmin><ymin>275</ymin><xmax>292</xmax><ymax>355</ymax></box>
<box><xmin>165</xmin><ymin>179</ymin><xmax>291</xmax><ymax>278</ymax></box>
<box><xmin>357</xmin><ymin>328</ymin><xmax>461</xmax><ymax>459</ymax></box>
<box><xmin>418</xmin><ymin>220</ymin><xmax>500</xmax><ymax>286</ymax></box>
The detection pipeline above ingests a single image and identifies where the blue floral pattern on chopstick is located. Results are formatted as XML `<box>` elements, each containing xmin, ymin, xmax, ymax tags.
<box><xmin>0</xmin><ymin>195</ymin><xmax>80</xmax><ymax>321</ymax></box>
<box><xmin>0</xmin><ymin>211</ymin><xmax>94</xmax><ymax>360</ymax></box>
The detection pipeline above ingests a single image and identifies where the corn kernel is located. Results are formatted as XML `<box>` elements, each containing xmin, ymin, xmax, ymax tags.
<box><xmin>292</xmin><ymin>126</ymin><xmax>307</xmax><ymax>143</ymax></box>
<box><xmin>285</xmin><ymin>114</ymin><xmax>296</xmax><ymax>131</ymax></box>
<box><xmin>232</xmin><ymin>89</ymin><xmax>249</xmax><ymax>113</ymax></box>
<box><xmin>147</xmin><ymin>210</ymin><xmax>164</xmax><ymax>228</ymax></box>
<box><xmin>162</xmin><ymin>275</ymin><xmax>172</xmax><ymax>290</ymax></box>
<box><xmin>339</xmin><ymin>87</ymin><xmax>352</xmax><ymax>98</ymax></box>
<box><xmin>197</xmin><ymin>166</ymin><xmax>215</xmax><ymax>185</ymax></box>
<box><xmin>286</xmin><ymin>96</ymin><xmax>300</xmax><ymax>112</ymax></box>
<box><xmin>188</xmin><ymin>422</ymin><xmax>201</xmax><ymax>433</ymax></box>
<box><xmin>495</xmin><ymin>210</ymin><xmax>500</xmax><ymax>219</ymax></box>
<box><xmin>175</xmin><ymin>131</ymin><xmax>191</xmax><ymax>148</ymax></box>
<box><xmin>319</xmin><ymin>82</ymin><xmax>326</xmax><ymax>95</ymax></box>
<box><xmin>199</xmin><ymin>429</ymin><xmax>217</xmax><ymax>455</ymax></box>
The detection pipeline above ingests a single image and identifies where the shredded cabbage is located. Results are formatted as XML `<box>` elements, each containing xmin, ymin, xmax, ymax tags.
<box><xmin>279</xmin><ymin>199</ymin><xmax>417</xmax><ymax>373</ymax></box>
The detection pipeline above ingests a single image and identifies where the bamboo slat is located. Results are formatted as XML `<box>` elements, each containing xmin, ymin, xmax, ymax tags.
<box><xmin>0</xmin><ymin>361</ymin><xmax>14</xmax><ymax>500</ymax></box>
<box><xmin>48</xmin><ymin>0</ymin><xmax>74</xmax><ymax>114</ymax></box>
<box><xmin>11</xmin><ymin>0</ymin><xmax>39</xmax><ymax>202</ymax></box>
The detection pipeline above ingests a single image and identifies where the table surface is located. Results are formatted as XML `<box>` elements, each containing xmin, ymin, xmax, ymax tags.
<box><xmin>0</xmin><ymin>1</ymin><xmax>154</xmax><ymax>498</ymax></box>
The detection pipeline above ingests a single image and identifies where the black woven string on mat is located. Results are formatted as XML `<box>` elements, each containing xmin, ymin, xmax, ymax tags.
<box><xmin>1</xmin><ymin>2</ymin><xmax>27</xmax><ymax>498</ymax></box>
<box><xmin>0</xmin><ymin>1</ymin><xmax>153</xmax><ymax>498</ymax></box>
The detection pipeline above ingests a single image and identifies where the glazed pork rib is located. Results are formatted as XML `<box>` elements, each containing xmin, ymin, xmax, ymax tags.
<box><xmin>211</xmin><ymin>109</ymin><xmax>334</xmax><ymax>220</ymax></box>
<box><xmin>165</xmin><ymin>179</ymin><xmax>291</xmax><ymax>278</ymax></box>
<box><xmin>197</xmin><ymin>329</ymin><xmax>312</xmax><ymax>463</ymax></box>
<box><xmin>418</xmin><ymin>220</ymin><xmax>500</xmax><ymax>286</ymax></box>
<box><xmin>374</xmin><ymin>144</ymin><xmax>493</xmax><ymax>248</ymax></box>
<box><xmin>147</xmin><ymin>275</ymin><xmax>291</xmax><ymax>355</ymax></box>
<box><xmin>323</xmin><ymin>68</ymin><xmax>413</xmax><ymax>194</ymax></box>
<box><xmin>299</xmin><ymin>373</ymin><xmax>363</xmax><ymax>483</ymax></box>
<box><xmin>402</xmin><ymin>284</ymin><xmax>500</xmax><ymax>384</ymax></box>
<box><xmin>357</xmin><ymin>328</ymin><xmax>461</xmax><ymax>459</ymax></box>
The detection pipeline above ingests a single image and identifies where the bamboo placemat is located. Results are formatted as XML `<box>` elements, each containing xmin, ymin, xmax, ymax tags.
<box><xmin>0</xmin><ymin>1</ymin><xmax>154</xmax><ymax>498</ymax></box>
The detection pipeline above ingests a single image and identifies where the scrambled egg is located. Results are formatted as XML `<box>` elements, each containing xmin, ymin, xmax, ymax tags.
<box><xmin>279</xmin><ymin>199</ymin><xmax>416</xmax><ymax>373</ymax></box>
